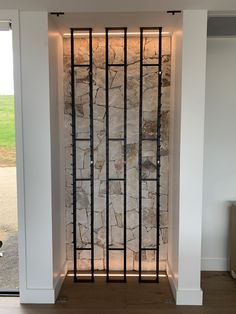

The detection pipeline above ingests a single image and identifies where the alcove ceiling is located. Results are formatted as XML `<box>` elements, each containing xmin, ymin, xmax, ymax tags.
<box><xmin>50</xmin><ymin>12</ymin><xmax>182</xmax><ymax>36</ymax></box>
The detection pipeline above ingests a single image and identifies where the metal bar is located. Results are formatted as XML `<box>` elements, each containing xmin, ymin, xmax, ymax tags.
<box><xmin>141</xmin><ymin>178</ymin><xmax>158</xmax><ymax>181</ymax></box>
<box><xmin>142</xmin><ymin>138</ymin><xmax>158</xmax><ymax>141</ymax></box>
<box><xmin>71</xmin><ymin>27</ymin><xmax>94</xmax><ymax>283</ymax></box>
<box><xmin>107</xmin><ymin>27</ymin><xmax>128</xmax><ymax>30</ymax></box>
<box><xmin>108</xmin><ymin>63</ymin><xmax>125</xmax><ymax>67</ymax></box>
<box><xmin>89</xmin><ymin>28</ymin><xmax>95</xmax><ymax>282</ymax></box>
<box><xmin>76</xmin><ymin>248</ymin><xmax>92</xmax><ymax>251</ymax></box>
<box><xmin>75</xmin><ymin>278</ymin><xmax>94</xmax><ymax>283</ymax></box>
<box><xmin>142</xmin><ymin>63</ymin><xmax>159</xmax><ymax>67</ymax></box>
<box><xmin>123</xmin><ymin>27</ymin><xmax>128</xmax><ymax>283</ymax></box>
<box><xmin>0</xmin><ymin>291</ymin><xmax>19</xmax><ymax>296</ymax></box>
<box><xmin>108</xmin><ymin>248</ymin><xmax>125</xmax><ymax>251</ymax></box>
<box><xmin>141</xmin><ymin>27</ymin><xmax>161</xmax><ymax>30</ymax></box>
<box><xmin>106</xmin><ymin>27</ymin><xmax>127</xmax><ymax>283</ymax></box>
<box><xmin>72</xmin><ymin>28</ymin><xmax>94</xmax><ymax>31</ymax></box>
<box><xmin>109</xmin><ymin>138</ymin><xmax>125</xmax><ymax>141</ymax></box>
<box><xmin>107</xmin><ymin>279</ymin><xmax>127</xmax><ymax>283</ymax></box>
<box><xmin>138</xmin><ymin>279</ymin><xmax>158</xmax><ymax>283</ymax></box>
<box><xmin>105</xmin><ymin>27</ymin><xmax>110</xmax><ymax>283</ymax></box>
<box><xmin>76</xmin><ymin>178</ymin><xmax>91</xmax><ymax>181</ymax></box>
<box><xmin>109</xmin><ymin>178</ymin><xmax>125</xmax><ymax>181</ymax></box>
<box><xmin>70</xmin><ymin>28</ymin><xmax>77</xmax><ymax>283</ymax></box>
<box><xmin>139</xmin><ymin>27</ymin><xmax>162</xmax><ymax>283</ymax></box>
<box><xmin>74</xmin><ymin>64</ymin><xmax>90</xmax><ymax>67</ymax></box>
<box><xmin>156</xmin><ymin>26</ymin><xmax>163</xmax><ymax>283</ymax></box>
<box><xmin>138</xmin><ymin>27</ymin><xmax>143</xmax><ymax>282</ymax></box>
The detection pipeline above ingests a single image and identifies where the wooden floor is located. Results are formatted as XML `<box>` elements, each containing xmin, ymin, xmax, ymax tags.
<box><xmin>1</xmin><ymin>272</ymin><xmax>236</xmax><ymax>313</ymax></box>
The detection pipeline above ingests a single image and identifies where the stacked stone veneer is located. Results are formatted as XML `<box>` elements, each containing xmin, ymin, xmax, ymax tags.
<box><xmin>64</xmin><ymin>35</ymin><xmax>171</xmax><ymax>271</ymax></box>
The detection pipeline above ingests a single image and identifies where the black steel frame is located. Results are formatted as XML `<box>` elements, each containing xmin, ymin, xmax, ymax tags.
<box><xmin>138</xmin><ymin>27</ymin><xmax>163</xmax><ymax>283</ymax></box>
<box><xmin>0</xmin><ymin>291</ymin><xmax>19</xmax><ymax>297</ymax></box>
<box><xmin>71</xmin><ymin>28</ymin><xmax>95</xmax><ymax>282</ymax></box>
<box><xmin>105</xmin><ymin>27</ymin><xmax>128</xmax><ymax>283</ymax></box>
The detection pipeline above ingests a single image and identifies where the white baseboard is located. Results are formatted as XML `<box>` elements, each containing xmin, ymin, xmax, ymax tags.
<box><xmin>167</xmin><ymin>262</ymin><xmax>203</xmax><ymax>306</ymax></box>
<box><xmin>166</xmin><ymin>262</ymin><xmax>178</xmax><ymax>301</ymax></box>
<box><xmin>54</xmin><ymin>259</ymin><xmax>67</xmax><ymax>301</ymax></box>
<box><xmin>201</xmin><ymin>258</ymin><xmax>229</xmax><ymax>271</ymax></box>
<box><xmin>20</xmin><ymin>288</ymin><xmax>56</xmax><ymax>304</ymax></box>
<box><xmin>176</xmin><ymin>289</ymin><xmax>203</xmax><ymax>306</ymax></box>
<box><xmin>20</xmin><ymin>260</ymin><xmax>67</xmax><ymax>304</ymax></box>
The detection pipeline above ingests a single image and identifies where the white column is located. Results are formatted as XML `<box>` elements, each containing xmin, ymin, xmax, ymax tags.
<box><xmin>168</xmin><ymin>10</ymin><xmax>207</xmax><ymax>306</ymax></box>
<box><xmin>19</xmin><ymin>11</ymin><xmax>54</xmax><ymax>303</ymax></box>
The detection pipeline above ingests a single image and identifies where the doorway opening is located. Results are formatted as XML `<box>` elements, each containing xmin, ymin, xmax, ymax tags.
<box><xmin>0</xmin><ymin>22</ymin><xmax>19</xmax><ymax>295</ymax></box>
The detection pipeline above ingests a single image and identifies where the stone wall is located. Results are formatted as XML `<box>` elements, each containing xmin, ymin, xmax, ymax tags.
<box><xmin>64</xmin><ymin>35</ymin><xmax>171</xmax><ymax>271</ymax></box>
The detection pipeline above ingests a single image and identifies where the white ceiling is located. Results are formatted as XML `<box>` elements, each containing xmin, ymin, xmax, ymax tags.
<box><xmin>1</xmin><ymin>0</ymin><xmax>236</xmax><ymax>12</ymax></box>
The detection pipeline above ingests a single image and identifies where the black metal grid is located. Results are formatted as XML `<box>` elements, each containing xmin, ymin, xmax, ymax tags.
<box><xmin>71</xmin><ymin>28</ymin><xmax>95</xmax><ymax>283</ymax></box>
<box><xmin>138</xmin><ymin>27</ymin><xmax>163</xmax><ymax>283</ymax></box>
<box><xmin>105</xmin><ymin>27</ymin><xmax>128</xmax><ymax>283</ymax></box>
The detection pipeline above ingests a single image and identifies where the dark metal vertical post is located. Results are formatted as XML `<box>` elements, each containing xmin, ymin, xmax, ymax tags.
<box><xmin>106</xmin><ymin>28</ymin><xmax>127</xmax><ymax>283</ymax></box>
<box><xmin>89</xmin><ymin>28</ymin><xmax>95</xmax><ymax>282</ymax></box>
<box><xmin>71</xmin><ymin>28</ymin><xmax>94</xmax><ymax>283</ymax></box>
<box><xmin>138</xmin><ymin>28</ymin><xmax>143</xmax><ymax>282</ymax></box>
<box><xmin>123</xmin><ymin>27</ymin><xmax>127</xmax><ymax>282</ymax></box>
<box><xmin>156</xmin><ymin>27</ymin><xmax>162</xmax><ymax>283</ymax></box>
<box><xmin>105</xmin><ymin>28</ymin><xmax>110</xmax><ymax>282</ymax></box>
<box><xmin>70</xmin><ymin>28</ymin><xmax>77</xmax><ymax>282</ymax></box>
<box><xmin>139</xmin><ymin>27</ymin><xmax>162</xmax><ymax>283</ymax></box>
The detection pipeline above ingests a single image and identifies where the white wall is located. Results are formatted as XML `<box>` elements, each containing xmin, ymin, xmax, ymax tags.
<box><xmin>202</xmin><ymin>38</ymin><xmax>236</xmax><ymax>271</ymax></box>
<box><xmin>167</xmin><ymin>10</ymin><xmax>207</xmax><ymax>306</ymax></box>
<box><xmin>168</xmin><ymin>20</ymin><xmax>182</xmax><ymax>298</ymax></box>
<box><xmin>48</xmin><ymin>16</ymin><xmax>67</xmax><ymax>295</ymax></box>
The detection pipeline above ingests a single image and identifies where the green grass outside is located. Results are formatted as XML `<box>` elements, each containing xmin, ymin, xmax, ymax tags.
<box><xmin>0</xmin><ymin>95</ymin><xmax>15</xmax><ymax>148</ymax></box>
<box><xmin>0</xmin><ymin>95</ymin><xmax>16</xmax><ymax>166</ymax></box>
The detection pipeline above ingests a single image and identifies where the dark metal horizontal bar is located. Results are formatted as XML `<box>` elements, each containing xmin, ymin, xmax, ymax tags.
<box><xmin>0</xmin><ymin>291</ymin><xmax>19</xmax><ymax>296</ymax></box>
<box><xmin>76</xmin><ymin>178</ymin><xmax>91</xmax><ymax>181</ymax></box>
<box><xmin>76</xmin><ymin>248</ymin><xmax>92</xmax><ymax>251</ymax></box>
<box><xmin>75</xmin><ymin>278</ymin><xmax>95</xmax><ymax>283</ymax></box>
<box><xmin>109</xmin><ymin>138</ymin><xmax>125</xmax><ymax>141</ymax></box>
<box><xmin>71</xmin><ymin>28</ymin><xmax>92</xmax><ymax>31</ymax></box>
<box><xmin>142</xmin><ymin>63</ymin><xmax>159</xmax><ymax>67</ymax></box>
<box><xmin>108</xmin><ymin>63</ymin><xmax>125</xmax><ymax>67</ymax></box>
<box><xmin>107</xmin><ymin>279</ymin><xmax>127</xmax><ymax>283</ymax></box>
<box><xmin>106</xmin><ymin>27</ymin><xmax>127</xmax><ymax>31</ymax></box>
<box><xmin>109</xmin><ymin>178</ymin><xmax>125</xmax><ymax>181</ymax></box>
<box><xmin>141</xmin><ymin>248</ymin><xmax>157</xmax><ymax>251</ymax></box>
<box><xmin>139</xmin><ymin>279</ymin><xmax>159</xmax><ymax>283</ymax></box>
<box><xmin>76</xmin><ymin>138</ymin><xmax>90</xmax><ymax>141</ymax></box>
<box><xmin>108</xmin><ymin>248</ymin><xmax>124</xmax><ymax>251</ymax></box>
<box><xmin>74</xmin><ymin>64</ymin><xmax>90</xmax><ymax>67</ymax></box>
<box><xmin>142</xmin><ymin>138</ymin><xmax>157</xmax><ymax>141</ymax></box>
<box><xmin>141</xmin><ymin>27</ymin><xmax>161</xmax><ymax>30</ymax></box>
<box><xmin>141</xmin><ymin>178</ymin><xmax>157</xmax><ymax>181</ymax></box>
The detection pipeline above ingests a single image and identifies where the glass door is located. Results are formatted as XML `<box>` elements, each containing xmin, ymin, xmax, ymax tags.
<box><xmin>0</xmin><ymin>23</ymin><xmax>19</xmax><ymax>294</ymax></box>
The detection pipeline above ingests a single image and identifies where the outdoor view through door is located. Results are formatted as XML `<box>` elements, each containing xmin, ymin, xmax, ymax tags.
<box><xmin>0</xmin><ymin>26</ymin><xmax>19</xmax><ymax>293</ymax></box>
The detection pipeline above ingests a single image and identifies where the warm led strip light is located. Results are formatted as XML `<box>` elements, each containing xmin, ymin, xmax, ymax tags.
<box><xmin>67</xmin><ymin>273</ymin><xmax>166</xmax><ymax>278</ymax></box>
<box><xmin>64</xmin><ymin>31</ymin><xmax>170</xmax><ymax>37</ymax></box>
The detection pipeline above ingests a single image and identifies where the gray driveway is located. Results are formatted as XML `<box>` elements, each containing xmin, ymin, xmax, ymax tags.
<box><xmin>0</xmin><ymin>167</ymin><xmax>19</xmax><ymax>290</ymax></box>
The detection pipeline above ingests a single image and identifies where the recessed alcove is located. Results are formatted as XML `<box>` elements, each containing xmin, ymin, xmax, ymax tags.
<box><xmin>49</xmin><ymin>12</ymin><xmax>182</xmax><ymax>279</ymax></box>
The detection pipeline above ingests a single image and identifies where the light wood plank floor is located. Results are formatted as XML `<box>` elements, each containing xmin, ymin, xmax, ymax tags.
<box><xmin>1</xmin><ymin>272</ymin><xmax>236</xmax><ymax>313</ymax></box>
